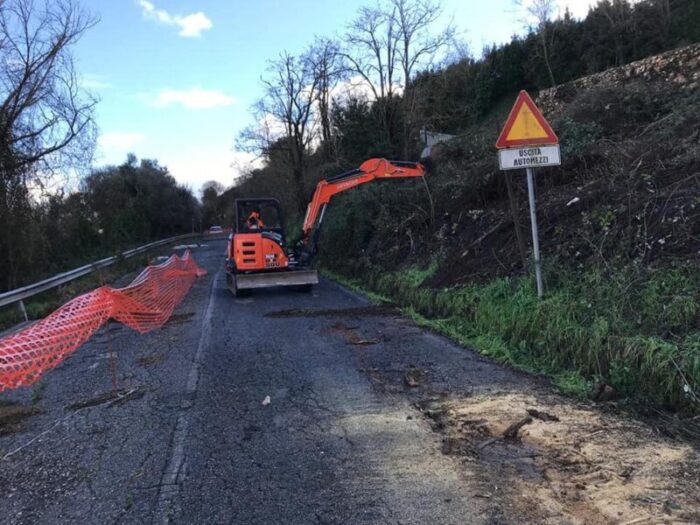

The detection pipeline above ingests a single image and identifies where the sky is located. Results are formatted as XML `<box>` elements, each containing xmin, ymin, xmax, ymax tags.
<box><xmin>76</xmin><ymin>0</ymin><xmax>596</xmax><ymax>195</ymax></box>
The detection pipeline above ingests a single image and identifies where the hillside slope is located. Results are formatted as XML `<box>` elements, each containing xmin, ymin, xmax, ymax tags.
<box><xmin>320</xmin><ymin>43</ymin><xmax>700</xmax><ymax>414</ymax></box>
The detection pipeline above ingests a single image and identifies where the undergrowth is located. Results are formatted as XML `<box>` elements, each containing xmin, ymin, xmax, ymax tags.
<box><xmin>325</xmin><ymin>263</ymin><xmax>700</xmax><ymax>413</ymax></box>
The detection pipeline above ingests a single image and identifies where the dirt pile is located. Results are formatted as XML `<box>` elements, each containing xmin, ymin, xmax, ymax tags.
<box><xmin>417</xmin><ymin>392</ymin><xmax>700</xmax><ymax>524</ymax></box>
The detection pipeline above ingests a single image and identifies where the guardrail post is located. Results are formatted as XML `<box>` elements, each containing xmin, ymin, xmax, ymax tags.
<box><xmin>18</xmin><ymin>300</ymin><xmax>28</xmax><ymax>322</ymax></box>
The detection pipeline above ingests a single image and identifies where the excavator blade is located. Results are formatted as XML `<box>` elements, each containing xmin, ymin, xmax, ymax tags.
<box><xmin>233</xmin><ymin>269</ymin><xmax>319</xmax><ymax>290</ymax></box>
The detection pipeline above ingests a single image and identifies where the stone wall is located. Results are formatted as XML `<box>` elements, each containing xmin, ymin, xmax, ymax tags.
<box><xmin>537</xmin><ymin>43</ymin><xmax>700</xmax><ymax>115</ymax></box>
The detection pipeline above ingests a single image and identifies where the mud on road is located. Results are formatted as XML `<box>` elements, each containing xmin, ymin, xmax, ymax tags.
<box><xmin>0</xmin><ymin>239</ymin><xmax>698</xmax><ymax>524</ymax></box>
<box><xmin>322</xmin><ymin>308</ymin><xmax>700</xmax><ymax>524</ymax></box>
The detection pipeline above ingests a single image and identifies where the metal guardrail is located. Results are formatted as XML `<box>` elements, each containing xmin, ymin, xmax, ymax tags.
<box><xmin>0</xmin><ymin>233</ymin><xmax>204</xmax><ymax>316</ymax></box>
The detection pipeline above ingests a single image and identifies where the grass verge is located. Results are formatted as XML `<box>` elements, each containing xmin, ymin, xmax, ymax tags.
<box><xmin>324</xmin><ymin>263</ymin><xmax>700</xmax><ymax>414</ymax></box>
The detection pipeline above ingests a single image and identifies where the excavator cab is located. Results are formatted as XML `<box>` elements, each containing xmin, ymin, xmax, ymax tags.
<box><xmin>226</xmin><ymin>198</ymin><xmax>318</xmax><ymax>296</ymax></box>
<box><xmin>236</xmin><ymin>199</ymin><xmax>284</xmax><ymax>235</ymax></box>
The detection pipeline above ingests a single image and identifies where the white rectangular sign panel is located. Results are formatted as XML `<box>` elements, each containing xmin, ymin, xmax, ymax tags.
<box><xmin>498</xmin><ymin>145</ymin><xmax>561</xmax><ymax>171</ymax></box>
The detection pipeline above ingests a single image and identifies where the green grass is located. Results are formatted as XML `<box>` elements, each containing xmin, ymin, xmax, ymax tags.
<box><xmin>325</xmin><ymin>262</ymin><xmax>700</xmax><ymax>413</ymax></box>
<box><xmin>320</xmin><ymin>268</ymin><xmax>393</xmax><ymax>305</ymax></box>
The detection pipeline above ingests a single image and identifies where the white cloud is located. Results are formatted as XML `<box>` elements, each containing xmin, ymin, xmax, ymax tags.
<box><xmin>165</xmin><ymin>150</ymin><xmax>263</xmax><ymax>191</ymax></box>
<box><xmin>230</xmin><ymin>151</ymin><xmax>264</xmax><ymax>178</ymax></box>
<box><xmin>99</xmin><ymin>132</ymin><xmax>145</xmax><ymax>150</ymax></box>
<box><xmin>93</xmin><ymin>139</ymin><xmax>262</xmax><ymax>194</ymax></box>
<box><xmin>518</xmin><ymin>0</ymin><xmax>604</xmax><ymax>21</ymax></box>
<box><xmin>82</xmin><ymin>74</ymin><xmax>111</xmax><ymax>90</ymax></box>
<box><xmin>557</xmin><ymin>0</ymin><xmax>596</xmax><ymax>19</ymax></box>
<box><xmin>257</xmin><ymin>112</ymin><xmax>288</xmax><ymax>139</ymax></box>
<box><xmin>175</xmin><ymin>13</ymin><xmax>213</xmax><ymax>38</ymax></box>
<box><xmin>149</xmin><ymin>88</ymin><xmax>236</xmax><ymax>110</ymax></box>
<box><xmin>331</xmin><ymin>75</ymin><xmax>378</xmax><ymax>102</ymax></box>
<box><xmin>95</xmin><ymin>132</ymin><xmax>146</xmax><ymax>167</ymax></box>
<box><xmin>137</xmin><ymin>0</ymin><xmax>212</xmax><ymax>38</ymax></box>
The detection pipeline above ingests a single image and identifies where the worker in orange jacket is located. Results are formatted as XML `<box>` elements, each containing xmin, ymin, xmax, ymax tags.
<box><xmin>247</xmin><ymin>210</ymin><xmax>265</xmax><ymax>229</ymax></box>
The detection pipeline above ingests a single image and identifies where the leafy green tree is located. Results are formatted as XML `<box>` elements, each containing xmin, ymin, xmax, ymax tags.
<box><xmin>85</xmin><ymin>157</ymin><xmax>200</xmax><ymax>248</ymax></box>
<box><xmin>201</xmin><ymin>180</ymin><xmax>225</xmax><ymax>228</ymax></box>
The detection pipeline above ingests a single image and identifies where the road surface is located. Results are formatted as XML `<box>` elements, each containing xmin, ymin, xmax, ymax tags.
<box><xmin>1</xmin><ymin>240</ymin><xmax>696</xmax><ymax>524</ymax></box>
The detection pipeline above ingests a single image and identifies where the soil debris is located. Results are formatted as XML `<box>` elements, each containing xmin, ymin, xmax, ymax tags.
<box><xmin>502</xmin><ymin>416</ymin><xmax>533</xmax><ymax>440</ymax></box>
<box><xmin>66</xmin><ymin>387</ymin><xmax>145</xmax><ymax>411</ymax></box>
<box><xmin>0</xmin><ymin>403</ymin><xmax>41</xmax><ymax>435</ymax></box>
<box><xmin>527</xmin><ymin>408</ymin><xmax>560</xmax><ymax>422</ymax></box>
<box><xmin>350</xmin><ymin>338</ymin><xmax>380</xmax><ymax>346</ymax></box>
<box><xmin>442</xmin><ymin>436</ymin><xmax>475</xmax><ymax>456</ymax></box>
<box><xmin>137</xmin><ymin>352</ymin><xmax>167</xmax><ymax>367</ymax></box>
<box><xmin>328</xmin><ymin>321</ymin><xmax>382</xmax><ymax>346</ymax></box>
<box><xmin>589</xmin><ymin>382</ymin><xmax>616</xmax><ymax>402</ymax></box>
<box><xmin>167</xmin><ymin>312</ymin><xmax>195</xmax><ymax>325</ymax></box>
<box><xmin>415</xmin><ymin>392</ymin><xmax>700</xmax><ymax>524</ymax></box>
<box><xmin>265</xmin><ymin>306</ymin><xmax>398</xmax><ymax>318</ymax></box>
<box><xmin>67</xmin><ymin>391</ymin><xmax>118</xmax><ymax>410</ymax></box>
<box><xmin>403</xmin><ymin>369</ymin><xmax>422</xmax><ymax>388</ymax></box>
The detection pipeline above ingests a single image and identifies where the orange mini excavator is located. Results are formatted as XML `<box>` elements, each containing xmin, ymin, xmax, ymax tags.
<box><xmin>224</xmin><ymin>158</ymin><xmax>427</xmax><ymax>296</ymax></box>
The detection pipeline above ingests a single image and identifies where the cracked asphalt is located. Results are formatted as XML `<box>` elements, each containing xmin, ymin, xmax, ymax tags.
<box><xmin>0</xmin><ymin>240</ymin><xmax>533</xmax><ymax>524</ymax></box>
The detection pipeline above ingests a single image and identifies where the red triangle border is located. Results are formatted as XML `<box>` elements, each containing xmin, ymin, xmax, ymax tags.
<box><xmin>495</xmin><ymin>90</ymin><xmax>559</xmax><ymax>149</ymax></box>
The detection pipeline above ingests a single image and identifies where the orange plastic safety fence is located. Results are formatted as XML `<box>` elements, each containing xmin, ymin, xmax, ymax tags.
<box><xmin>0</xmin><ymin>250</ymin><xmax>207</xmax><ymax>392</ymax></box>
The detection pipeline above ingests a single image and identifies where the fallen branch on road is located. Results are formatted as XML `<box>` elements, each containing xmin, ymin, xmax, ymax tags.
<box><xmin>503</xmin><ymin>416</ymin><xmax>533</xmax><ymax>440</ymax></box>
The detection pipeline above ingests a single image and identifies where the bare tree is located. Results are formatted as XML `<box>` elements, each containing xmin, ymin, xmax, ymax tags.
<box><xmin>393</xmin><ymin>0</ymin><xmax>454</xmax><ymax>156</ymax></box>
<box><xmin>0</xmin><ymin>0</ymin><xmax>97</xmax><ymax>289</ymax></box>
<box><xmin>393</xmin><ymin>0</ymin><xmax>453</xmax><ymax>91</ymax></box>
<box><xmin>0</xmin><ymin>0</ymin><xmax>98</xmax><ymax>181</ymax></box>
<box><xmin>341</xmin><ymin>0</ymin><xmax>453</xmax><ymax>155</ymax></box>
<box><xmin>516</xmin><ymin>0</ymin><xmax>558</xmax><ymax>87</ymax></box>
<box><xmin>307</xmin><ymin>37</ymin><xmax>343</xmax><ymax>160</ymax></box>
<box><xmin>238</xmin><ymin>51</ymin><xmax>320</xmax><ymax>214</ymax></box>
<box><xmin>340</xmin><ymin>4</ymin><xmax>400</xmax><ymax>146</ymax></box>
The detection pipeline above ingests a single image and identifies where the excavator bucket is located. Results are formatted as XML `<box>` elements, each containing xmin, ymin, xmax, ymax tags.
<box><xmin>230</xmin><ymin>269</ymin><xmax>319</xmax><ymax>291</ymax></box>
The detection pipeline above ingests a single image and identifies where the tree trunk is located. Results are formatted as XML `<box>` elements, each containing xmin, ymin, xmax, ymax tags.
<box><xmin>541</xmin><ymin>29</ymin><xmax>556</xmax><ymax>87</ymax></box>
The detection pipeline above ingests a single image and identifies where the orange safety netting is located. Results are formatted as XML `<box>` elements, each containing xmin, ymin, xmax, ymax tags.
<box><xmin>0</xmin><ymin>250</ymin><xmax>207</xmax><ymax>392</ymax></box>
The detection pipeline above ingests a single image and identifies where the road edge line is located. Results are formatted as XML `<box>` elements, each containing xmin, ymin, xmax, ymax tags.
<box><xmin>154</xmin><ymin>267</ymin><xmax>221</xmax><ymax>524</ymax></box>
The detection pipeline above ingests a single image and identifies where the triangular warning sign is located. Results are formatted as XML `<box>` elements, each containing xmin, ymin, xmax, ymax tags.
<box><xmin>496</xmin><ymin>91</ymin><xmax>558</xmax><ymax>149</ymax></box>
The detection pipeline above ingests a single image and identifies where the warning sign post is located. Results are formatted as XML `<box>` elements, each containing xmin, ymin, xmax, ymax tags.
<box><xmin>496</xmin><ymin>91</ymin><xmax>561</xmax><ymax>298</ymax></box>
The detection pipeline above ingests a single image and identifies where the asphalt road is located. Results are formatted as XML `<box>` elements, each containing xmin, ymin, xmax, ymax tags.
<box><xmin>0</xmin><ymin>240</ymin><xmax>532</xmax><ymax>524</ymax></box>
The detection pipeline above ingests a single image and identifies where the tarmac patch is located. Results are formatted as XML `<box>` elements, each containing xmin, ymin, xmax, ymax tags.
<box><xmin>265</xmin><ymin>306</ymin><xmax>398</xmax><ymax>318</ymax></box>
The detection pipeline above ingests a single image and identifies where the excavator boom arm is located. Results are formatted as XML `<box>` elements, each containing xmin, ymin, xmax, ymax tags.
<box><xmin>301</xmin><ymin>158</ymin><xmax>426</xmax><ymax>240</ymax></box>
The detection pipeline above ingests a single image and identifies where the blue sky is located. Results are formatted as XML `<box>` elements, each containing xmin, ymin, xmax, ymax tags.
<box><xmin>76</xmin><ymin>0</ymin><xmax>593</xmax><ymax>194</ymax></box>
